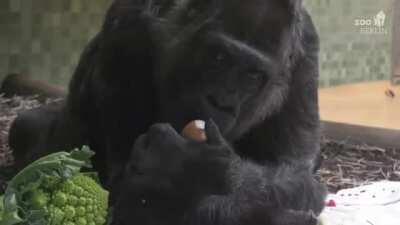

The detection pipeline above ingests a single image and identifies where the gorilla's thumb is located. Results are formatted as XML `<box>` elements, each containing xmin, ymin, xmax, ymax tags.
<box><xmin>205</xmin><ymin>119</ymin><xmax>224</xmax><ymax>145</ymax></box>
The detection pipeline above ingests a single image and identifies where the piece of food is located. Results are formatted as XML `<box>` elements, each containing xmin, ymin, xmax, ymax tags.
<box><xmin>181</xmin><ymin>120</ymin><xmax>207</xmax><ymax>142</ymax></box>
<box><xmin>0</xmin><ymin>146</ymin><xmax>109</xmax><ymax>225</ymax></box>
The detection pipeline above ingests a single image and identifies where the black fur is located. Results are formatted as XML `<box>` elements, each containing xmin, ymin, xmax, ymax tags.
<box><xmin>9</xmin><ymin>0</ymin><xmax>327</xmax><ymax>224</ymax></box>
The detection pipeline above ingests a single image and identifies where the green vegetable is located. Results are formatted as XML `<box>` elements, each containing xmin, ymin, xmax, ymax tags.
<box><xmin>0</xmin><ymin>195</ymin><xmax>4</xmax><ymax>221</ymax></box>
<box><xmin>0</xmin><ymin>146</ymin><xmax>109</xmax><ymax>225</ymax></box>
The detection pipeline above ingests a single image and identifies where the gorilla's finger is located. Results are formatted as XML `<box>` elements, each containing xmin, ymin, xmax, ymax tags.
<box><xmin>147</xmin><ymin>123</ymin><xmax>185</xmax><ymax>146</ymax></box>
<box><xmin>148</xmin><ymin>123</ymin><xmax>177</xmax><ymax>136</ymax></box>
<box><xmin>205</xmin><ymin>119</ymin><xmax>224</xmax><ymax>145</ymax></box>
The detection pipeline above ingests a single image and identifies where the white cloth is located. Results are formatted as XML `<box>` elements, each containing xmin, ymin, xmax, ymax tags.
<box><xmin>320</xmin><ymin>181</ymin><xmax>400</xmax><ymax>225</ymax></box>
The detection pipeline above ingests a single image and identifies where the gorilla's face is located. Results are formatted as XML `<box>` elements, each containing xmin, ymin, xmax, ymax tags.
<box><xmin>157</xmin><ymin>29</ymin><xmax>292</xmax><ymax>140</ymax></box>
<box><xmin>153</xmin><ymin>0</ymin><xmax>297</xmax><ymax>140</ymax></box>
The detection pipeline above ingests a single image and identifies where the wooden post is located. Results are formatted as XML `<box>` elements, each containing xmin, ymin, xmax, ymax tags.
<box><xmin>392</xmin><ymin>0</ymin><xmax>400</xmax><ymax>85</ymax></box>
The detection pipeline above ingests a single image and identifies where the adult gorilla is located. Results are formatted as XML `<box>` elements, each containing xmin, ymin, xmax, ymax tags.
<box><xmin>10</xmin><ymin>0</ymin><xmax>327</xmax><ymax>224</ymax></box>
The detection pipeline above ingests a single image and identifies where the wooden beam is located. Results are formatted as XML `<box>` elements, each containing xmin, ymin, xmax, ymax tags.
<box><xmin>0</xmin><ymin>73</ymin><xmax>66</xmax><ymax>101</ymax></box>
<box><xmin>322</xmin><ymin>121</ymin><xmax>400</xmax><ymax>149</ymax></box>
<box><xmin>392</xmin><ymin>0</ymin><xmax>400</xmax><ymax>85</ymax></box>
<box><xmin>319</xmin><ymin>81</ymin><xmax>400</xmax><ymax>130</ymax></box>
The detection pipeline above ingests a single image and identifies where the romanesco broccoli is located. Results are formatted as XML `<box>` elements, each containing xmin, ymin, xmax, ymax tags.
<box><xmin>0</xmin><ymin>146</ymin><xmax>109</xmax><ymax>225</ymax></box>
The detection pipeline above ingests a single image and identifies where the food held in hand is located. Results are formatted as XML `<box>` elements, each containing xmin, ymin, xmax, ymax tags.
<box><xmin>181</xmin><ymin>120</ymin><xmax>207</xmax><ymax>142</ymax></box>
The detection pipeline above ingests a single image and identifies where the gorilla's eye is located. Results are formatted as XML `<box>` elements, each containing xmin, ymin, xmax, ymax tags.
<box><xmin>242</xmin><ymin>71</ymin><xmax>266</xmax><ymax>91</ymax></box>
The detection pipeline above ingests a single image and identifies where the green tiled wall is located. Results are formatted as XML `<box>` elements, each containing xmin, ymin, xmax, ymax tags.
<box><xmin>0</xmin><ymin>0</ymin><xmax>394</xmax><ymax>87</ymax></box>
<box><xmin>0</xmin><ymin>0</ymin><xmax>112</xmax><ymax>86</ymax></box>
<box><xmin>305</xmin><ymin>0</ymin><xmax>393</xmax><ymax>87</ymax></box>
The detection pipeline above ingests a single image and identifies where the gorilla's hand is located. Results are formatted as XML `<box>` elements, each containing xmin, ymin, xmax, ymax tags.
<box><xmin>126</xmin><ymin>120</ymin><xmax>234</xmax><ymax>201</ymax></box>
<box><xmin>111</xmin><ymin>121</ymin><xmax>234</xmax><ymax>224</ymax></box>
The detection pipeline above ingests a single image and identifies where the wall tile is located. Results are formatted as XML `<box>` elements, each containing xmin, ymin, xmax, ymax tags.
<box><xmin>305</xmin><ymin>0</ymin><xmax>393</xmax><ymax>87</ymax></box>
<box><xmin>0</xmin><ymin>0</ymin><xmax>393</xmax><ymax>87</ymax></box>
<box><xmin>0</xmin><ymin>0</ymin><xmax>112</xmax><ymax>86</ymax></box>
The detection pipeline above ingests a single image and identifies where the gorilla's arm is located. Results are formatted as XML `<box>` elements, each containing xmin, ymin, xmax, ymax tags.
<box><xmin>65</xmin><ymin>6</ymin><xmax>163</xmax><ymax>185</ymax></box>
<box><xmin>185</xmin><ymin>162</ymin><xmax>325</xmax><ymax>225</ymax></box>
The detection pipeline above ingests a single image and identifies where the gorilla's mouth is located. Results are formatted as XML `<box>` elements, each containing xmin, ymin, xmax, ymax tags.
<box><xmin>201</xmin><ymin>95</ymin><xmax>238</xmax><ymax>134</ymax></box>
<box><xmin>206</xmin><ymin>95</ymin><xmax>236</xmax><ymax>115</ymax></box>
<box><xmin>161</xmin><ymin>94</ymin><xmax>238</xmax><ymax>137</ymax></box>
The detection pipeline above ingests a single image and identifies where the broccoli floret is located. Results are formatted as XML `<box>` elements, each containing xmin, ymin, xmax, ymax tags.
<box><xmin>28</xmin><ymin>189</ymin><xmax>50</xmax><ymax>209</ymax></box>
<box><xmin>0</xmin><ymin>147</ymin><xmax>109</xmax><ymax>225</ymax></box>
<box><xmin>24</xmin><ymin>175</ymin><xmax>108</xmax><ymax>225</ymax></box>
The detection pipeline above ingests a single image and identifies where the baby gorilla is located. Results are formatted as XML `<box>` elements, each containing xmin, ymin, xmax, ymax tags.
<box><xmin>9</xmin><ymin>0</ymin><xmax>327</xmax><ymax>224</ymax></box>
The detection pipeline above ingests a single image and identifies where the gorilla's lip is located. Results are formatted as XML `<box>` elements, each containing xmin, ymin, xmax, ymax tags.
<box><xmin>199</xmin><ymin>97</ymin><xmax>237</xmax><ymax>134</ymax></box>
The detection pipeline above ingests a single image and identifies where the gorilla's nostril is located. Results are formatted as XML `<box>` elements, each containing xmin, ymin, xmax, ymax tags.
<box><xmin>206</xmin><ymin>95</ymin><xmax>235</xmax><ymax>113</ymax></box>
